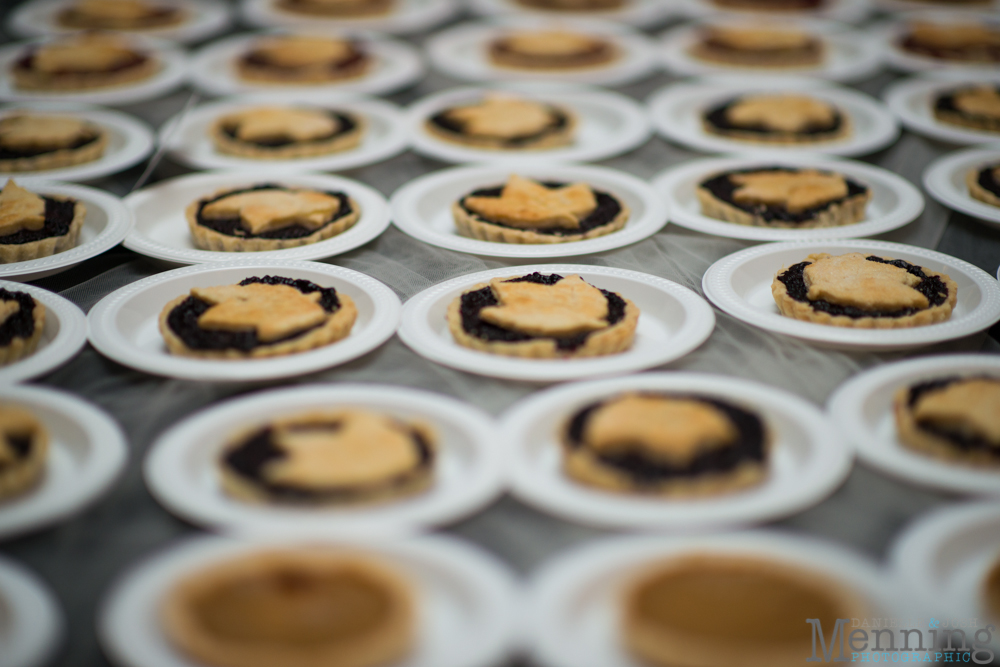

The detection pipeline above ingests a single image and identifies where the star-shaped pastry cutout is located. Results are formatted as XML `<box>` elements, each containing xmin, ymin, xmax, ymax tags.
<box><xmin>503</xmin><ymin>31</ymin><xmax>604</xmax><ymax>57</ymax></box>
<box><xmin>463</xmin><ymin>174</ymin><xmax>597</xmax><ymax>230</ymax></box>
<box><xmin>725</xmin><ymin>95</ymin><xmax>837</xmax><ymax>133</ymax></box>
<box><xmin>201</xmin><ymin>189</ymin><xmax>341</xmax><ymax>235</ymax></box>
<box><xmin>0</xmin><ymin>115</ymin><xmax>91</xmax><ymax>151</ymax></box>
<box><xmin>445</xmin><ymin>97</ymin><xmax>555</xmax><ymax>139</ymax></box>
<box><xmin>192</xmin><ymin>283</ymin><xmax>327</xmax><ymax>342</ymax></box>
<box><xmin>954</xmin><ymin>86</ymin><xmax>1000</xmax><ymax>119</ymax></box>
<box><xmin>0</xmin><ymin>180</ymin><xmax>46</xmax><ymax>237</ymax></box>
<box><xmin>803</xmin><ymin>253</ymin><xmax>928</xmax><ymax>311</ymax></box>
<box><xmin>33</xmin><ymin>33</ymin><xmax>141</xmax><ymax>73</ymax></box>
<box><xmin>253</xmin><ymin>36</ymin><xmax>355</xmax><ymax>67</ymax></box>
<box><xmin>479</xmin><ymin>274</ymin><xmax>609</xmax><ymax>336</ymax></box>
<box><xmin>913</xmin><ymin>380</ymin><xmax>1000</xmax><ymax>447</ymax></box>
<box><xmin>225</xmin><ymin>107</ymin><xmax>339</xmax><ymax>143</ymax></box>
<box><xmin>730</xmin><ymin>170</ymin><xmax>848</xmax><ymax>213</ymax></box>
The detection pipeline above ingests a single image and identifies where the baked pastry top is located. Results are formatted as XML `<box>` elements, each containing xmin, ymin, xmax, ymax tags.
<box><xmin>772</xmin><ymin>252</ymin><xmax>958</xmax><ymax>329</ymax></box>
<box><xmin>689</xmin><ymin>26</ymin><xmax>823</xmax><ymax>68</ymax></box>
<box><xmin>158</xmin><ymin>275</ymin><xmax>357</xmax><ymax>359</ymax></box>
<box><xmin>237</xmin><ymin>35</ymin><xmax>371</xmax><ymax>84</ymax></box>
<box><xmin>562</xmin><ymin>392</ymin><xmax>769</xmax><ymax>495</ymax></box>
<box><xmin>967</xmin><ymin>162</ymin><xmax>1000</xmax><ymax>208</ymax></box>
<box><xmin>894</xmin><ymin>375</ymin><xmax>1000</xmax><ymax>466</ymax></box>
<box><xmin>697</xmin><ymin>167</ymin><xmax>871</xmax><ymax>228</ymax></box>
<box><xmin>0</xmin><ymin>114</ymin><xmax>108</xmax><ymax>173</ymax></box>
<box><xmin>211</xmin><ymin>106</ymin><xmax>365</xmax><ymax>160</ymax></box>
<box><xmin>0</xmin><ymin>180</ymin><xmax>86</xmax><ymax>263</ymax></box>
<box><xmin>447</xmin><ymin>271</ymin><xmax>639</xmax><ymax>358</ymax></box>
<box><xmin>900</xmin><ymin>22</ymin><xmax>1000</xmax><ymax>63</ymax></box>
<box><xmin>0</xmin><ymin>287</ymin><xmax>45</xmax><ymax>366</ymax></box>
<box><xmin>0</xmin><ymin>404</ymin><xmax>50</xmax><ymax>501</ymax></box>
<box><xmin>934</xmin><ymin>85</ymin><xmax>1000</xmax><ymax>133</ymax></box>
<box><xmin>162</xmin><ymin>549</ymin><xmax>414</xmax><ymax>667</ymax></box>
<box><xmin>275</xmin><ymin>0</ymin><xmax>395</xmax><ymax>16</ymax></box>
<box><xmin>426</xmin><ymin>96</ymin><xmax>576</xmax><ymax>150</ymax></box>
<box><xmin>703</xmin><ymin>94</ymin><xmax>848</xmax><ymax>144</ymax></box>
<box><xmin>56</xmin><ymin>0</ymin><xmax>186</xmax><ymax>30</ymax></box>
<box><xmin>11</xmin><ymin>32</ymin><xmax>158</xmax><ymax>91</ymax></box>
<box><xmin>489</xmin><ymin>30</ymin><xmax>619</xmax><ymax>70</ymax></box>
<box><xmin>622</xmin><ymin>554</ymin><xmax>870</xmax><ymax>667</ymax></box>
<box><xmin>220</xmin><ymin>409</ymin><xmax>435</xmax><ymax>504</ymax></box>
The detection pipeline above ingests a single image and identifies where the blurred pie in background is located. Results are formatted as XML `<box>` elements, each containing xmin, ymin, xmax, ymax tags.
<box><xmin>425</xmin><ymin>95</ymin><xmax>576</xmax><ymax>150</ymax></box>
<box><xmin>56</xmin><ymin>0</ymin><xmax>186</xmax><ymax>30</ymax></box>
<box><xmin>0</xmin><ymin>288</ymin><xmax>45</xmax><ymax>365</ymax></box>
<box><xmin>513</xmin><ymin>0</ymin><xmax>626</xmax><ymax>10</ymax></box>
<box><xmin>236</xmin><ymin>35</ymin><xmax>372</xmax><ymax>85</ymax></box>
<box><xmin>688</xmin><ymin>26</ymin><xmax>824</xmax><ymax>68</ymax></box>
<box><xmin>899</xmin><ymin>22</ymin><xmax>1000</xmax><ymax>63</ymax></box>
<box><xmin>0</xmin><ymin>405</ymin><xmax>49</xmax><ymax>500</ymax></box>
<box><xmin>210</xmin><ymin>106</ymin><xmax>365</xmax><ymax>159</ymax></box>
<box><xmin>968</xmin><ymin>162</ymin><xmax>1000</xmax><ymax>208</ymax></box>
<box><xmin>10</xmin><ymin>32</ymin><xmax>159</xmax><ymax>91</ymax></box>
<box><xmin>273</xmin><ymin>0</ymin><xmax>395</xmax><ymax>16</ymax></box>
<box><xmin>934</xmin><ymin>85</ymin><xmax>1000</xmax><ymax>133</ymax></box>
<box><xmin>488</xmin><ymin>30</ymin><xmax>619</xmax><ymax>70</ymax></box>
<box><xmin>702</xmin><ymin>94</ymin><xmax>849</xmax><ymax>145</ymax></box>
<box><xmin>0</xmin><ymin>113</ymin><xmax>108</xmax><ymax>172</ymax></box>
<box><xmin>709</xmin><ymin>0</ymin><xmax>825</xmax><ymax>11</ymax></box>
<box><xmin>0</xmin><ymin>180</ymin><xmax>85</xmax><ymax>263</ymax></box>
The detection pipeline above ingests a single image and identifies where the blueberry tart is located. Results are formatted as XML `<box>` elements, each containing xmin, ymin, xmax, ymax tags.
<box><xmin>220</xmin><ymin>409</ymin><xmax>435</xmax><ymax>505</ymax></box>
<box><xmin>0</xmin><ymin>114</ymin><xmax>108</xmax><ymax>173</ymax></box>
<box><xmin>488</xmin><ymin>30</ymin><xmax>619</xmax><ymax>70</ymax></box>
<box><xmin>710</xmin><ymin>0</ymin><xmax>825</xmax><ymax>9</ymax></box>
<box><xmin>162</xmin><ymin>549</ymin><xmax>415</xmax><ymax>667</ymax></box>
<box><xmin>56</xmin><ymin>0</ymin><xmax>186</xmax><ymax>30</ymax></box>
<box><xmin>894</xmin><ymin>375</ymin><xmax>1000</xmax><ymax>466</ymax></box>
<box><xmin>0</xmin><ymin>405</ymin><xmax>49</xmax><ymax>501</ymax></box>
<box><xmin>0</xmin><ymin>180</ymin><xmax>86</xmax><ymax>263</ymax></box>
<box><xmin>696</xmin><ymin>167</ymin><xmax>870</xmax><ymax>228</ymax></box>
<box><xmin>11</xmin><ymin>33</ymin><xmax>159</xmax><ymax>91</ymax></box>
<box><xmin>158</xmin><ymin>275</ymin><xmax>357</xmax><ymax>359</ymax></box>
<box><xmin>703</xmin><ymin>94</ymin><xmax>849</xmax><ymax>145</ymax></box>
<box><xmin>967</xmin><ymin>162</ymin><xmax>1000</xmax><ymax>208</ymax></box>
<box><xmin>447</xmin><ymin>272</ymin><xmax>638</xmax><ymax>359</ymax></box>
<box><xmin>900</xmin><ymin>23</ymin><xmax>1000</xmax><ymax>63</ymax></box>
<box><xmin>0</xmin><ymin>288</ymin><xmax>45</xmax><ymax>366</ymax></box>
<box><xmin>934</xmin><ymin>85</ymin><xmax>1000</xmax><ymax>134</ymax></box>
<box><xmin>772</xmin><ymin>252</ymin><xmax>958</xmax><ymax>328</ymax></box>
<box><xmin>210</xmin><ymin>107</ymin><xmax>365</xmax><ymax>160</ymax></box>
<box><xmin>563</xmin><ymin>392</ymin><xmax>769</xmax><ymax>495</ymax></box>
<box><xmin>689</xmin><ymin>26</ymin><xmax>823</xmax><ymax>68</ymax></box>
<box><xmin>452</xmin><ymin>174</ymin><xmax>628</xmax><ymax>244</ymax></box>
<box><xmin>236</xmin><ymin>35</ymin><xmax>371</xmax><ymax>85</ymax></box>
<box><xmin>274</xmin><ymin>0</ymin><xmax>395</xmax><ymax>16</ymax></box>
<box><xmin>426</xmin><ymin>96</ymin><xmax>575</xmax><ymax>151</ymax></box>
<box><xmin>514</xmin><ymin>0</ymin><xmax>626</xmax><ymax>11</ymax></box>
<box><xmin>185</xmin><ymin>184</ymin><xmax>360</xmax><ymax>252</ymax></box>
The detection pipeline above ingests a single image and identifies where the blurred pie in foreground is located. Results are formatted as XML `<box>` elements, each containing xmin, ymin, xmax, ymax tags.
<box><xmin>0</xmin><ymin>287</ymin><xmax>45</xmax><ymax>366</ymax></box>
<box><xmin>274</xmin><ymin>0</ymin><xmax>395</xmax><ymax>15</ymax></box>
<box><xmin>689</xmin><ymin>26</ymin><xmax>823</xmax><ymax>68</ymax></box>
<box><xmin>0</xmin><ymin>114</ymin><xmax>108</xmax><ymax>173</ymax></box>
<box><xmin>488</xmin><ymin>30</ymin><xmax>619</xmax><ymax>70</ymax></box>
<box><xmin>702</xmin><ymin>94</ymin><xmax>849</xmax><ymax>145</ymax></box>
<box><xmin>0</xmin><ymin>180</ymin><xmax>86</xmax><ymax>263</ymax></box>
<box><xmin>425</xmin><ymin>96</ymin><xmax>575</xmax><ymax>150</ymax></box>
<box><xmin>10</xmin><ymin>32</ymin><xmax>159</xmax><ymax>91</ymax></box>
<box><xmin>210</xmin><ymin>107</ymin><xmax>365</xmax><ymax>160</ymax></box>
<box><xmin>236</xmin><ymin>35</ymin><xmax>372</xmax><ymax>84</ymax></box>
<box><xmin>967</xmin><ymin>162</ymin><xmax>1000</xmax><ymax>208</ymax></box>
<box><xmin>934</xmin><ymin>85</ymin><xmax>1000</xmax><ymax>133</ymax></box>
<box><xmin>899</xmin><ymin>22</ymin><xmax>1000</xmax><ymax>63</ymax></box>
<box><xmin>0</xmin><ymin>405</ymin><xmax>49</xmax><ymax>501</ymax></box>
<box><xmin>56</xmin><ymin>0</ymin><xmax>186</xmax><ymax>30</ymax></box>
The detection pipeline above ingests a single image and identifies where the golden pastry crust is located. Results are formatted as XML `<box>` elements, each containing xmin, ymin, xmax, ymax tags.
<box><xmin>0</xmin><ymin>193</ymin><xmax>86</xmax><ymax>264</ymax></box>
<box><xmin>11</xmin><ymin>34</ymin><xmax>159</xmax><ymax>91</ymax></box>
<box><xmin>162</xmin><ymin>549</ymin><xmax>415</xmax><ymax>667</ymax></box>
<box><xmin>209</xmin><ymin>108</ymin><xmax>365</xmax><ymax>161</ymax></box>
<box><xmin>275</xmin><ymin>0</ymin><xmax>396</xmax><ymax>16</ymax></box>
<box><xmin>968</xmin><ymin>165</ymin><xmax>1000</xmax><ymax>208</ymax></box>
<box><xmin>0</xmin><ymin>404</ymin><xmax>50</xmax><ymax>501</ymax></box>
<box><xmin>56</xmin><ymin>0</ymin><xmax>187</xmax><ymax>30</ymax></box>
<box><xmin>0</xmin><ymin>115</ymin><xmax>108</xmax><ymax>173</ymax></box>
<box><xmin>0</xmin><ymin>293</ymin><xmax>45</xmax><ymax>367</ymax></box>
<box><xmin>488</xmin><ymin>31</ymin><xmax>619</xmax><ymax>70</ymax></box>
<box><xmin>933</xmin><ymin>86</ymin><xmax>1000</xmax><ymax>134</ymax></box>
<box><xmin>423</xmin><ymin>97</ymin><xmax>577</xmax><ymax>151</ymax></box>
<box><xmin>703</xmin><ymin>95</ymin><xmax>851</xmax><ymax>145</ymax></box>
<box><xmin>689</xmin><ymin>27</ymin><xmax>824</xmax><ymax>68</ymax></box>
<box><xmin>771</xmin><ymin>252</ymin><xmax>958</xmax><ymax>329</ymax></box>
<box><xmin>236</xmin><ymin>36</ymin><xmax>372</xmax><ymax>85</ymax></box>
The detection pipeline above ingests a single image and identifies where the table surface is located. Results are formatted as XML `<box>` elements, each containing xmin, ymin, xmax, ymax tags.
<box><xmin>2</xmin><ymin>2</ymin><xmax>1000</xmax><ymax>666</ymax></box>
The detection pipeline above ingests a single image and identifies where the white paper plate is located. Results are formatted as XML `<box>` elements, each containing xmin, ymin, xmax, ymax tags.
<box><xmin>144</xmin><ymin>383</ymin><xmax>506</xmax><ymax>538</ymax></box>
<box><xmin>159</xmin><ymin>93</ymin><xmax>408</xmax><ymax>173</ymax></box>
<box><xmin>7</xmin><ymin>0</ymin><xmax>232</xmax><ymax>44</ymax></box>
<box><xmin>659</xmin><ymin>19</ymin><xmax>883</xmax><ymax>83</ymax></box>
<box><xmin>188</xmin><ymin>31</ymin><xmax>424</xmax><ymax>98</ymax></box>
<box><xmin>923</xmin><ymin>146</ymin><xmax>1000</xmax><ymax>226</ymax></box>
<box><xmin>0</xmin><ymin>178</ymin><xmax>133</xmax><ymax>282</ymax></box>
<box><xmin>828</xmin><ymin>354</ymin><xmax>1000</xmax><ymax>496</ymax></box>
<box><xmin>408</xmin><ymin>86</ymin><xmax>650</xmax><ymax>166</ymax></box>
<box><xmin>123</xmin><ymin>171</ymin><xmax>391</xmax><ymax>265</ymax></box>
<box><xmin>0</xmin><ymin>281</ymin><xmax>87</xmax><ymax>385</ymax></box>
<box><xmin>425</xmin><ymin>19</ymin><xmax>658</xmax><ymax>87</ymax></box>
<box><xmin>878</xmin><ymin>13</ymin><xmax>1000</xmax><ymax>73</ymax></box>
<box><xmin>502</xmin><ymin>372</ymin><xmax>851</xmax><ymax>530</ymax></box>
<box><xmin>653</xmin><ymin>154</ymin><xmax>924</xmax><ymax>241</ymax></box>
<box><xmin>883</xmin><ymin>74</ymin><xmax>1000</xmax><ymax>146</ymax></box>
<box><xmin>87</xmin><ymin>259</ymin><xmax>401</xmax><ymax>382</ymax></box>
<box><xmin>526</xmin><ymin>531</ymin><xmax>897</xmax><ymax>667</ymax></box>
<box><xmin>390</xmin><ymin>163</ymin><xmax>668</xmax><ymax>259</ymax></box>
<box><xmin>467</xmin><ymin>0</ymin><xmax>674</xmax><ymax>28</ymax></box>
<box><xmin>0</xmin><ymin>555</ymin><xmax>62</xmax><ymax>667</ymax></box>
<box><xmin>99</xmin><ymin>534</ymin><xmax>520</xmax><ymax>667</ymax></box>
<box><xmin>0</xmin><ymin>384</ymin><xmax>127</xmax><ymax>542</ymax></box>
<box><xmin>241</xmin><ymin>0</ymin><xmax>458</xmax><ymax>35</ymax></box>
<box><xmin>398</xmin><ymin>264</ymin><xmax>715</xmax><ymax>383</ymax></box>
<box><xmin>702</xmin><ymin>239</ymin><xmax>1000</xmax><ymax>350</ymax></box>
<box><xmin>0</xmin><ymin>36</ymin><xmax>187</xmax><ymax>106</ymax></box>
<box><xmin>648</xmin><ymin>78</ymin><xmax>899</xmax><ymax>157</ymax></box>
<box><xmin>674</xmin><ymin>0</ymin><xmax>871</xmax><ymax>23</ymax></box>
<box><xmin>0</xmin><ymin>102</ymin><xmax>153</xmax><ymax>182</ymax></box>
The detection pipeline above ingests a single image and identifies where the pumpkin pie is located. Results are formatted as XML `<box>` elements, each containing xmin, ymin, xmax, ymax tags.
<box><xmin>0</xmin><ymin>180</ymin><xmax>86</xmax><ymax>263</ymax></box>
<box><xmin>11</xmin><ymin>32</ymin><xmax>159</xmax><ymax>91</ymax></box>
<box><xmin>689</xmin><ymin>26</ymin><xmax>824</xmax><ymax>68</ymax></box>
<box><xmin>488</xmin><ymin>30</ymin><xmax>619</xmax><ymax>70</ymax></box>
<box><xmin>900</xmin><ymin>22</ymin><xmax>1000</xmax><ymax>63</ymax></box>
<box><xmin>447</xmin><ymin>271</ymin><xmax>639</xmax><ymax>358</ymax></box>
<box><xmin>967</xmin><ymin>162</ymin><xmax>1000</xmax><ymax>207</ymax></box>
<box><xmin>426</xmin><ymin>96</ymin><xmax>576</xmax><ymax>151</ymax></box>
<box><xmin>0</xmin><ymin>114</ymin><xmax>107</xmax><ymax>173</ymax></box>
<box><xmin>697</xmin><ymin>167</ymin><xmax>870</xmax><ymax>228</ymax></box>
<box><xmin>274</xmin><ymin>0</ymin><xmax>395</xmax><ymax>16</ymax></box>
<box><xmin>210</xmin><ymin>107</ymin><xmax>365</xmax><ymax>160</ymax></box>
<box><xmin>56</xmin><ymin>0</ymin><xmax>186</xmax><ymax>30</ymax></box>
<box><xmin>236</xmin><ymin>35</ymin><xmax>371</xmax><ymax>85</ymax></box>
<box><xmin>934</xmin><ymin>85</ymin><xmax>1000</xmax><ymax>133</ymax></box>
<box><xmin>562</xmin><ymin>392</ymin><xmax>769</xmax><ymax>495</ymax></box>
<box><xmin>0</xmin><ymin>287</ymin><xmax>45</xmax><ymax>366</ymax></box>
<box><xmin>771</xmin><ymin>252</ymin><xmax>958</xmax><ymax>328</ymax></box>
<box><xmin>158</xmin><ymin>275</ymin><xmax>357</xmax><ymax>359</ymax></box>
<box><xmin>0</xmin><ymin>405</ymin><xmax>49</xmax><ymax>501</ymax></box>
<box><xmin>703</xmin><ymin>94</ymin><xmax>849</xmax><ymax>145</ymax></box>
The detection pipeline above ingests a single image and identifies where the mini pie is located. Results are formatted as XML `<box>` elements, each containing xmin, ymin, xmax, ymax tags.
<box><xmin>186</xmin><ymin>184</ymin><xmax>361</xmax><ymax>252</ymax></box>
<box><xmin>425</xmin><ymin>96</ymin><xmax>576</xmax><ymax>151</ymax></box>
<box><xmin>162</xmin><ymin>549</ymin><xmax>414</xmax><ymax>667</ymax></box>
<box><xmin>220</xmin><ymin>409</ymin><xmax>436</xmax><ymax>505</ymax></box>
<box><xmin>513</xmin><ymin>0</ymin><xmax>626</xmax><ymax>11</ymax></box>
<box><xmin>210</xmin><ymin>107</ymin><xmax>365</xmax><ymax>160</ymax></box>
<box><xmin>0</xmin><ymin>180</ymin><xmax>86</xmax><ymax>263</ymax></box>
<box><xmin>893</xmin><ymin>375</ymin><xmax>1000</xmax><ymax>466</ymax></box>
<box><xmin>562</xmin><ymin>392</ymin><xmax>769</xmax><ymax>495</ymax></box>
<box><xmin>900</xmin><ymin>22</ymin><xmax>1000</xmax><ymax>63</ymax></box>
<box><xmin>488</xmin><ymin>30</ymin><xmax>619</xmax><ymax>70</ymax></box>
<box><xmin>689</xmin><ymin>26</ymin><xmax>824</xmax><ymax>68</ymax></box>
<box><xmin>0</xmin><ymin>287</ymin><xmax>45</xmax><ymax>366</ymax></box>
<box><xmin>934</xmin><ymin>85</ymin><xmax>1000</xmax><ymax>134</ymax></box>
<box><xmin>56</xmin><ymin>0</ymin><xmax>186</xmax><ymax>30</ymax></box>
<box><xmin>622</xmin><ymin>554</ymin><xmax>870</xmax><ymax>667</ymax></box>
<box><xmin>771</xmin><ymin>252</ymin><xmax>958</xmax><ymax>329</ymax></box>
<box><xmin>11</xmin><ymin>32</ymin><xmax>159</xmax><ymax>91</ymax></box>
<box><xmin>710</xmin><ymin>0</ymin><xmax>825</xmax><ymax>10</ymax></box>
<box><xmin>0</xmin><ymin>114</ymin><xmax>107</xmax><ymax>173</ymax></box>
<box><xmin>703</xmin><ymin>94</ymin><xmax>849</xmax><ymax>145</ymax></box>
<box><xmin>967</xmin><ymin>162</ymin><xmax>1000</xmax><ymax>208</ymax></box>
<box><xmin>452</xmin><ymin>174</ymin><xmax>629</xmax><ymax>244</ymax></box>
<box><xmin>158</xmin><ymin>275</ymin><xmax>357</xmax><ymax>359</ymax></box>
<box><xmin>986</xmin><ymin>556</ymin><xmax>1000</xmax><ymax>625</ymax></box>
<box><xmin>447</xmin><ymin>271</ymin><xmax>639</xmax><ymax>359</ymax></box>
<box><xmin>0</xmin><ymin>405</ymin><xmax>50</xmax><ymax>501</ymax></box>
<box><xmin>274</xmin><ymin>0</ymin><xmax>395</xmax><ymax>16</ymax></box>
<box><xmin>696</xmin><ymin>167</ymin><xmax>871</xmax><ymax>228</ymax></box>
<box><xmin>236</xmin><ymin>35</ymin><xmax>371</xmax><ymax>85</ymax></box>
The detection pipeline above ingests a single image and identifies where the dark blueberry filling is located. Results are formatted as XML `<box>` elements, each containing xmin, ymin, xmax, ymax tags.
<box><xmin>223</xmin><ymin>421</ymin><xmax>434</xmax><ymax>501</ymax></box>
<box><xmin>0</xmin><ymin>288</ymin><xmax>36</xmax><ymax>346</ymax></box>
<box><xmin>459</xmin><ymin>181</ymin><xmax>621</xmax><ymax>236</ymax></box>
<box><xmin>195</xmin><ymin>184</ymin><xmax>352</xmax><ymax>240</ymax></box>
<box><xmin>15</xmin><ymin>49</ymin><xmax>149</xmax><ymax>75</ymax></box>
<box><xmin>976</xmin><ymin>163</ymin><xmax>1000</xmax><ymax>199</ymax></box>
<box><xmin>704</xmin><ymin>99</ymin><xmax>844</xmax><ymax>137</ymax></box>
<box><xmin>0</xmin><ymin>434</ymin><xmax>32</xmax><ymax>472</ymax></box>
<box><xmin>165</xmin><ymin>275</ymin><xmax>340</xmax><ymax>352</ymax></box>
<box><xmin>0</xmin><ymin>197</ymin><xmax>76</xmax><ymax>245</ymax></box>
<box><xmin>777</xmin><ymin>256</ymin><xmax>949</xmax><ymax>319</ymax></box>
<box><xmin>699</xmin><ymin>167</ymin><xmax>868</xmax><ymax>224</ymax></box>
<box><xmin>429</xmin><ymin>106</ymin><xmax>569</xmax><ymax>147</ymax></box>
<box><xmin>0</xmin><ymin>132</ymin><xmax>101</xmax><ymax>161</ymax></box>
<box><xmin>566</xmin><ymin>393</ymin><xmax>766</xmax><ymax>485</ymax></box>
<box><xmin>907</xmin><ymin>376</ymin><xmax>1000</xmax><ymax>458</ymax></box>
<box><xmin>241</xmin><ymin>49</ymin><xmax>367</xmax><ymax>73</ymax></box>
<box><xmin>459</xmin><ymin>272</ymin><xmax>626</xmax><ymax>351</ymax></box>
<box><xmin>221</xmin><ymin>112</ymin><xmax>357</xmax><ymax>148</ymax></box>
